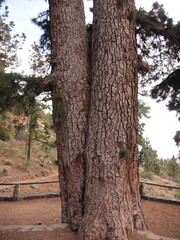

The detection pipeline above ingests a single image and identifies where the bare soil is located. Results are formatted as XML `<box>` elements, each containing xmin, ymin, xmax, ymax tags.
<box><xmin>0</xmin><ymin>198</ymin><xmax>61</xmax><ymax>226</ymax></box>
<box><xmin>0</xmin><ymin>198</ymin><xmax>179</xmax><ymax>240</ymax></box>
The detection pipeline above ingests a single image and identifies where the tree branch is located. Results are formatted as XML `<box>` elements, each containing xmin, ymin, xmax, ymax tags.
<box><xmin>38</xmin><ymin>76</ymin><xmax>53</xmax><ymax>92</ymax></box>
<box><xmin>138</xmin><ymin>55</ymin><xmax>149</xmax><ymax>73</ymax></box>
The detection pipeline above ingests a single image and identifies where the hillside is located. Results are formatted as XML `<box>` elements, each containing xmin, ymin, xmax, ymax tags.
<box><xmin>0</xmin><ymin>138</ymin><xmax>179</xmax><ymax>200</ymax></box>
<box><xmin>139</xmin><ymin>167</ymin><xmax>180</xmax><ymax>201</ymax></box>
<box><xmin>0</xmin><ymin>139</ymin><xmax>59</xmax><ymax>197</ymax></box>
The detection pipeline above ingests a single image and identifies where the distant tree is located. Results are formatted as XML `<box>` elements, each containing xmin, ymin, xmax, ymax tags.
<box><xmin>0</xmin><ymin>4</ymin><xmax>25</xmax><ymax>140</ymax></box>
<box><xmin>167</xmin><ymin>155</ymin><xmax>180</xmax><ymax>179</ymax></box>
<box><xmin>138</xmin><ymin>100</ymin><xmax>161</xmax><ymax>174</ymax></box>
<box><xmin>0</xmin><ymin>3</ymin><xmax>25</xmax><ymax>113</ymax></box>
<box><xmin>0</xmin><ymin>5</ymin><xmax>25</xmax><ymax>72</ymax></box>
<box><xmin>25</xmin><ymin>101</ymin><xmax>48</xmax><ymax>162</ymax></box>
<box><xmin>0</xmin><ymin>72</ymin><xmax>21</xmax><ymax>113</ymax></box>
<box><xmin>0</xmin><ymin>3</ymin><xmax>50</xmax><ymax>162</ymax></box>
<box><xmin>29</xmin><ymin>41</ymin><xmax>50</xmax><ymax>77</ymax></box>
<box><xmin>139</xmin><ymin>138</ymin><xmax>160</xmax><ymax>175</ymax></box>
<box><xmin>138</xmin><ymin>100</ymin><xmax>151</xmax><ymax>147</ymax></box>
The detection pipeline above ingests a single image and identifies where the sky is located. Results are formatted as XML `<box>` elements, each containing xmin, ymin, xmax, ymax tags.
<box><xmin>0</xmin><ymin>0</ymin><xmax>179</xmax><ymax>159</ymax></box>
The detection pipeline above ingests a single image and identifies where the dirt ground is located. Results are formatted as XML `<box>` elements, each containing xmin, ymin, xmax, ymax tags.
<box><xmin>0</xmin><ymin>198</ymin><xmax>179</xmax><ymax>240</ymax></box>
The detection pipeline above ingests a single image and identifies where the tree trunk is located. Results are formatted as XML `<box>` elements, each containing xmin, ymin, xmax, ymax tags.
<box><xmin>26</xmin><ymin>114</ymin><xmax>33</xmax><ymax>162</ymax></box>
<box><xmin>26</xmin><ymin>118</ymin><xmax>32</xmax><ymax>162</ymax></box>
<box><xmin>49</xmin><ymin>0</ymin><xmax>89</xmax><ymax>225</ymax></box>
<box><xmin>79</xmin><ymin>0</ymin><xmax>147</xmax><ymax>239</ymax></box>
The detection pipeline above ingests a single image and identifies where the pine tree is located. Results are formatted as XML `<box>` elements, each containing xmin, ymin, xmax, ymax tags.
<box><xmin>49</xmin><ymin>0</ymin><xmax>147</xmax><ymax>239</ymax></box>
<box><xmin>1</xmin><ymin>1</ymin><xmax>179</xmax><ymax>239</ymax></box>
<box><xmin>47</xmin><ymin>0</ymin><xmax>180</xmax><ymax>239</ymax></box>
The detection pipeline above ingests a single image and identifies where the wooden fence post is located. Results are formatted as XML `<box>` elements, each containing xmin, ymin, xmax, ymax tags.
<box><xmin>140</xmin><ymin>182</ymin><xmax>143</xmax><ymax>196</ymax></box>
<box><xmin>13</xmin><ymin>184</ymin><xmax>19</xmax><ymax>201</ymax></box>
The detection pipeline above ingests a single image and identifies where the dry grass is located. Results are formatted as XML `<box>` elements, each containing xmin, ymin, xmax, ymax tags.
<box><xmin>140</xmin><ymin>167</ymin><xmax>180</xmax><ymax>200</ymax></box>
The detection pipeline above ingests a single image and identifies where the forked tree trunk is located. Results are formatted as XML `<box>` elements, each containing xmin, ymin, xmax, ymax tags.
<box><xmin>79</xmin><ymin>0</ymin><xmax>147</xmax><ymax>239</ymax></box>
<box><xmin>49</xmin><ymin>0</ymin><xmax>89</xmax><ymax>225</ymax></box>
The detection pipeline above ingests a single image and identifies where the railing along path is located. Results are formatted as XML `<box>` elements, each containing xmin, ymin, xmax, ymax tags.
<box><xmin>0</xmin><ymin>180</ymin><xmax>60</xmax><ymax>201</ymax></box>
<box><xmin>0</xmin><ymin>180</ymin><xmax>179</xmax><ymax>203</ymax></box>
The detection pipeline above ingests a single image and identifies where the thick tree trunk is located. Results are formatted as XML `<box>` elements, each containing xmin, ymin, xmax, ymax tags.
<box><xmin>79</xmin><ymin>0</ymin><xmax>147</xmax><ymax>239</ymax></box>
<box><xmin>49</xmin><ymin>0</ymin><xmax>89</xmax><ymax>225</ymax></box>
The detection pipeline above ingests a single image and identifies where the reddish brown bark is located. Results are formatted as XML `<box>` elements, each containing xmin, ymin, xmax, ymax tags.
<box><xmin>49</xmin><ymin>0</ymin><xmax>89</xmax><ymax>225</ymax></box>
<box><xmin>49</xmin><ymin>0</ymin><xmax>147</xmax><ymax>238</ymax></box>
<box><xmin>79</xmin><ymin>0</ymin><xmax>147</xmax><ymax>239</ymax></box>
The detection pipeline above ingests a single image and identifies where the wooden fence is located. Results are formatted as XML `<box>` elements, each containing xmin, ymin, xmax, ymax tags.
<box><xmin>0</xmin><ymin>180</ymin><xmax>60</xmax><ymax>201</ymax></box>
<box><xmin>0</xmin><ymin>180</ymin><xmax>179</xmax><ymax>203</ymax></box>
<box><xmin>140</xmin><ymin>181</ymin><xmax>180</xmax><ymax>204</ymax></box>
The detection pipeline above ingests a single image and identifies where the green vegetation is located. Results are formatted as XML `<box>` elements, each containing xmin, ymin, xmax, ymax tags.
<box><xmin>174</xmin><ymin>191</ymin><xmax>180</xmax><ymax>200</ymax></box>
<box><xmin>138</xmin><ymin>101</ymin><xmax>179</xmax><ymax>182</ymax></box>
<box><xmin>119</xmin><ymin>149</ymin><xmax>131</xmax><ymax>159</ymax></box>
<box><xmin>30</xmin><ymin>184</ymin><xmax>38</xmax><ymax>190</ymax></box>
<box><xmin>140</xmin><ymin>171</ymin><xmax>154</xmax><ymax>181</ymax></box>
<box><xmin>0</xmin><ymin>3</ymin><xmax>53</xmax><ymax>164</ymax></box>
<box><xmin>47</xmin><ymin>140</ymin><xmax>56</xmax><ymax>148</ymax></box>
<box><xmin>140</xmin><ymin>155</ymin><xmax>180</xmax><ymax>183</ymax></box>
<box><xmin>139</xmin><ymin>139</ymin><xmax>161</xmax><ymax>175</ymax></box>
<box><xmin>0</xmin><ymin>113</ymin><xmax>15</xmax><ymax>141</ymax></box>
<box><xmin>0</xmin><ymin>132</ymin><xmax>57</xmax><ymax>175</ymax></box>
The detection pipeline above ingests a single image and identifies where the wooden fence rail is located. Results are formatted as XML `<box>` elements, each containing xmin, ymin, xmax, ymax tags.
<box><xmin>141</xmin><ymin>181</ymin><xmax>180</xmax><ymax>190</ymax></box>
<box><xmin>0</xmin><ymin>180</ymin><xmax>59</xmax><ymax>186</ymax></box>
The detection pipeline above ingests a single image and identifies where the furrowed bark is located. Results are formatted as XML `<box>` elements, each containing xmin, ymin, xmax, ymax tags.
<box><xmin>79</xmin><ymin>0</ymin><xmax>147</xmax><ymax>239</ymax></box>
<box><xmin>49</xmin><ymin>0</ymin><xmax>89</xmax><ymax>225</ymax></box>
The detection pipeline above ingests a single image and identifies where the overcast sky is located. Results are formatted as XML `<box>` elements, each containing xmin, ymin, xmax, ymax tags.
<box><xmin>1</xmin><ymin>0</ymin><xmax>179</xmax><ymax>159</ymax></box>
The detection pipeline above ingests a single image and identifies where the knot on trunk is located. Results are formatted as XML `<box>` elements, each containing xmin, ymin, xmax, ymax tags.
<box><xmin>134</xmin><ymin>215</ymin><xmax>144</xmax><ymax>230</ymax></box>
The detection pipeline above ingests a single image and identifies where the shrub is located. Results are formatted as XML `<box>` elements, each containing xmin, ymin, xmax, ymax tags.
<box><xmin>0</xmin><ymin>165</ymin><xmax>12</xmax><ymax>176</ymax></box>
<box><xmin>3</xmin><ymin>159</ymin><xmax>14</xmax><ymax>166</ymax></box>
<box><xmin>30</xmin><ymin>184</ymin><xmax>38</xmax><ymax>190</ymax></box>
<box><xmin>140</xmin><ymin>171</ymin><xmax>154</xmax><ymax>181</ymax></box>
<box><xmin>152</xmin><ymin>162</ymin><xmax>161</xmax><ymax>175</ymax></box>
<box><xmin>47</xmin><ymin>140</ymin><xmax>56</xmax><ymax>148</ymax></box>
<box><xmin>0</xmin><ymin>126</ymin><xmax>11</xmax><ymax>141</ymax></box>
<box><xmin>167</xmin><ymin>157</ymin><xmax>180</xmax><ymax>178</ymax></box>
<box><xmin>174</xmin><ymin>191</ymin><xmax>180</xmax><ymax>200</ymax></box>
<box><xmin>0</xmin><ymin>115</ymin><xmax>15</xmax><ymax>141</ymax></box>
